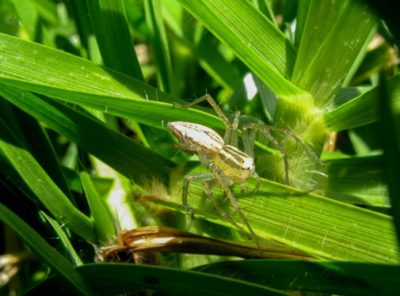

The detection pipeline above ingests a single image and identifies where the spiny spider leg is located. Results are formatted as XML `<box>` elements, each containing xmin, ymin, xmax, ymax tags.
<box><xmin>182</xmin><ymin>172</ymin><xmax>249</xmax><ymax>237</ymax></box>
<box><xmin>244</xmin><ymin>123</ymin><xmax>324</xmax><ymax>167</ymax></box>
<box><xmin>210</xmin><ymin>165</ymin><xmax>261</xmax><ymax>248</ymax></box>
<box><xmin>242</xmin><ymin>123</ymin><xmax>290</xmax><ymax>184</ymax></box>
<box><xmin>242</xmin><ymin>127</ymin><xmax>256</xmax><ymax>158</ymax></box>
<box><xmin>185</xmin><ymin>94</ymin><xmax>231</xmax><ymax>128</ymax></box>
<box><xmin>203</xmin><ymin>181</ymin><xmax>248</xmax><ymax>237</ymax></box>
<box><xmin>182</xmin><ymin>173</ymin><xmax>214</xmax><ymax>217</ymax></box>
<box><xmin>184</xmin><ymin>94</ymin><xmax>240</xmax><ymax>146</ymax></box>
<box><xmin>227</xmin><ymin>111</ymin><xmax>241</xmax><ymax>146</ymax></box>
<box><xmin>243</xmin><ymin>123</ymin><xmax>324</xmax><ymax>184</ymax></box>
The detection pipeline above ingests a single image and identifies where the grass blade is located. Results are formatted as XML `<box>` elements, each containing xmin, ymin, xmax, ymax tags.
<box><xmin>31</xmin><ymin>263</ymin><xmax>285</xmax><ymax>295</ymax></box>
<box><xmin>195</xmin><ymin>260</ymin><xmax>400</xmax><ymax>295</ymax></box>
<box><xmin>325</xmin><ymin>74</ymin><xmax>400</xmax><ymax>131</ymax></box>
<box><xmin>178</xmin><ymin>0</ymin><xmax>303</xmax><ymax>96</ymax></box>
<box><xmin>40</xmin><ymin>211</ymin><xmax>84</xmax><ymax>266</ymax></box>
<box><xmin>80</xmin><ymin>172</ymin><xmax>117</xmax><ymax>245</ymax></box>
<box><xmin>378</xmin><ymin>73</ymin><xmax>400</xmax><ymax>247</ymax></box>
<box><xmin>0</xmin><ymin>84</ymin><xmax>173</xmax><ymax>183</ymax></box>
<box><xmin>0</xmin><ymin>33</ymin><xmax>223</xmax><ymax>129</ymax></box>
<box><xmin>0</xmin><ymin>113</ymin><xmax>95</xmax><ymax>242</ymax></box>
<box><xmin>162</xmin><ymin>177</ymin><xmax>399</xmax><ymax>262</ymax></box>
<box><xmin>0</xmin><ymin>203</ymin><xmax>93</xmax><ymax>295</ymax></box>
<box><xmin>86</xmin><ymin>0</ymin><xmax>144</xmax><ymax>80</ymax></box>
<box><xmin>145</xmin><ymin>0</ymin><xmax>174</xmax><ymax>93</ymax></box>
<box><xmin>292</xmin><ymin>0</ymin><xmax>376</xmax><ymax>107</ymax></box>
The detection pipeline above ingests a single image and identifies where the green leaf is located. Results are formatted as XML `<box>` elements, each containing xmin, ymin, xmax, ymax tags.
<box><xmin>378</xmin><ymin>73</ymin><xmax>400</xmax><ymax>246</ymax></box>
<box><xmin>324</xmin><ymin>155</ymin><xmax>389</xmax><ymax>207</ymax></box>
<box><xmin>31</xmin><ymin>0</ymin><xmax>57</xmax><ymax>26</ymax></box>
<box><xmin>0</xmin><ymin>112</ymin><xmax>95</xmax><ymax>242</ymax></box>
<box><xmin>162</xmin><ymin>177</ymin><xmax>399</xmax><ymax>262</ymax></box>
<box><xmin>325</xmin><ymin>74</ymin><xmax>400</xmax><ymax>131</ymax></box>
<box><xmin>292</xmin><ymin>0</ymin><xmax>377</xmax><ymax>107</ymax></box>
<box><xmin>162</xmin><ymin>1</ymin><xmax>241</xmax><ymax>93</ymax></box>
<box><xmin>41</xmin><ymin>211</ymin><xmax>83</xmax><ymax>266</ymax></box>
<box><xmin>32</xmin><ymin>263</ymin><xmax>285</xmax><ymax>295</ymax></box>
<box><xmin>0</xmin><ymin>84</ymin><xmax>173</xmax><ymax>184</ymax></box>
<box><xmin>0</xmin><ymin>203</ymin><xmax>94</xmax><ymax>295</ymax></box>
<box><xmin>80</xmin><ymin>172</ymin><xmax>117</xmax><ymax>244</ymax></box>
<box><xmin>195</xmin><ymin>260</ymin><xmax>400</xmax><ymax>296</ymax></box>
<box><xmin>8</xmin><ymin>102</ymin><xmax>73</xmax><ymax>199</ymax></box>
<box><xmin>11</xmin><ymin>0</ymin><xmax>40</xmax><ymax>40</ymax></box>
<box><xmin>178</xmin><ymin>0</ymin><xmax>304</xmax><ymax>97</ymax></box>
<box><xmin>86</xmin><ymin>0</ymin><xmax>144</xmax><ymax>80</ymax></box>
<box><xmin>0</xmin><ymin>33</ymin><xmax>224</xmax><ymax>130</ymax></box>
<box><xmin>145</xmin><ymin>0</ymin><xmax>174</xmax><ymax>93</ymax></box>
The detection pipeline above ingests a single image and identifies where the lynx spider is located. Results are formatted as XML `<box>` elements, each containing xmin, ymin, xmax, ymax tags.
<box><xmin>168</xmin><ymin>94</ymin><xmax>321</xmax><ymax>242</ymax></box>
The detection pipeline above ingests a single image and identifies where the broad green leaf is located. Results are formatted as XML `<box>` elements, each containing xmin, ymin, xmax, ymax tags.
<box><xmin>31</xmin><ymin>0</ymin><xmax>57</xmax><ymax>25</ymax></box>
<box><xmin>0</xmin><ymin>152</ymin><xmax>36</xmax><ymax>201</ymax></box>
<box><xmin>292</xmin><ymin>0</ymin><xmax>377</xmax><ymax>107</ymax></box>
<box><xmin>41</xmin><ymin>211</ymin><xmax>83</xmax><ymax>266</ymax></box>
<box><xmin>0</xmin><ymin>84</ymin><xmax>173</xmax><ymax>183</ymax></box>
<box><xmin>195</xmin><ymin>260</ymin><xmax>400</xmax><ymax>296</ymax></box>
<box><xmin>0</xmin><ymin>99</ymin><xmax>71</xmax><ymax>201</ymax></box>
<box><xmin>68</xmin><ymin>0</ymin><xmax>96</xmax><ymax>56</ymax></box>
<box><xmin>378</xmin><ymin>74</ymin><xmax>400</xmax><ymax>245</ymax></box>
<box><xmin>162</xmin><ymin>1</ymin><xmax>242</xmax><ymax>93</ymax></box>
<box><xmin>178</xmin><ymin>0</ymin><xmax>304</xmax><ymax>97</ymax></box>
<box><xmin>31</xmin><ymin>263</ymin><xmax>284</xmax><ymax>295</ymax></box>
<box><xmin>11</xmin><ymin>0</ymin><xmax>39</xmax><ymax>40</ymax></box>
<box><xmin>162</xmin><ymin>177</ymin><xmax>398</xmax><ymax>262</ymax></box>
<box><xmin>5</xmin><ymin>101</ymin><xmax>73</xmax><ymax>199</ymax></box>
<box><xmin>162</xmin><ymin>0</ymin><xmax>242</xmax><ymax>94</ymax></box>
<box><xmin>325</xmin><ymin>74</ymin><xmax>400</xmax><ymax>131</ymax></box>
<box><xmin>252</xmin><ymin>0</ymin><xmax>276</xmax><ymax>24</ymax></box>
<box><xmin>0</xmin><ymin>203</ymin><xmax>93</xmax><ymax>295</ymax></box>
<box><xmin>0</xmin><ymin>115</ymin><xmax>95</xmax><ymax>242</ymax></box>
<box><xmin>0</xmin><ymin>33</ymin><xmax>224</xmax><ymax>130</ymax></box>
<box><xmin>324</xmin><ymin>155</ymin><xmax>389</xmax><ymax>207</ymax></box>
<box><xmin>80</xmin><ymin>172</ymin><xmax>117</xmax><ymax>244</ymax></box>
<box><xmin>351</xmin><ymin>42</ymin><xmax>396</xmax><ymax>85</ymax></box>
<box><xmin>86</xmin><ymin>0</ymin><xmax>144</xmax><ymax>80</ymax></box>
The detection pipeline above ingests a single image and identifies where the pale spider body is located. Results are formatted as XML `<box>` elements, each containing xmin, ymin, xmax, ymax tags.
<box><xmin>167</xmin><ymin>122</ymin><xmax>223</xmax><ymax>156</ymax></box>
<box><xmin>168</xmin><ymin>121</ymin><xmax>255</xmax><ymax>184</ymax></box>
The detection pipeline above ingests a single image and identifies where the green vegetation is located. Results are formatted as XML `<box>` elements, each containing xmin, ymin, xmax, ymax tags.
<box><xmin>0</xmin><ymin>0</ymin><xmax>399</xmax><ymax>295</ymax></box>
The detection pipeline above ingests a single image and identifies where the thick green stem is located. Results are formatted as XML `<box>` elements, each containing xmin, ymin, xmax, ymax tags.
<box><xmin>265</xmin><ymin>93</ymin><xmax>328</xmax><ymax>189</ymax></box>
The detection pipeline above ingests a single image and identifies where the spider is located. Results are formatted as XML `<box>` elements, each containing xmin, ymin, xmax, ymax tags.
<box><xmin>168</xmin><ymin>94</ymin><xmax>321</xmax><ymax>243</ymax></box>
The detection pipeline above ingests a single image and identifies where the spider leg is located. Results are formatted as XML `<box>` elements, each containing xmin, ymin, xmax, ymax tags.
<box><xmin>185</xmin><ymin>94</ymin><xmax>231</xmax><ymax>127</ymax></box>
<box><xmin>242</xmin><ymin>127</ymin><xmax>256</xmax><ymax>157</ymax></box>
<box><xmin>244</xmin><ymin>124</ymin><xmax>290</xmax><ymax>184</ymax></box>
<box><xmin>252</xmin><ymin>171</ymin><xmax>262</xmax><ymax>194</ymax></box>
<box><xmin>245</xmin><ymin>123</ymin><xmax>323</xmax><ymax>167</ymax></box>
<box><xmin>203</xmin><ymin>181</ymin><xmax>247</xmax><ymax>235</ymax></box>
<box><xmin>182</xmin><ymin>172</ymin><xmax>249</xmax><ymax>238</ymax></box>
<box><xmin>278</xmin><ymin>127</ymin><xmax>324</xmax><ymax>167</ymax></box>
<box><xmin>182</xmin><ymin>173</ymin><xmax>214</xmax><ymax>217</ymax></box>
<box><xmin>183</xmin><ymin>94</ymin><xmax>241</xmax><ymax>146</ymax></box>
<box><xmin>226</xmin><ymin>110</ymin><xmax>240</xmax><ymax>146</ymax></box>
<box><xmin>209</xmin><ymin>165</ymin><xmax>260</xmax><ymax>248</ymax></box>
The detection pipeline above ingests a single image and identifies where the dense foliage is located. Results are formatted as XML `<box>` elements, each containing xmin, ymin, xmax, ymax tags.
<box><xmin>0</xmin><ymin>0</ymin><xmax>399</xmax><ymax>295</ymax></box>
